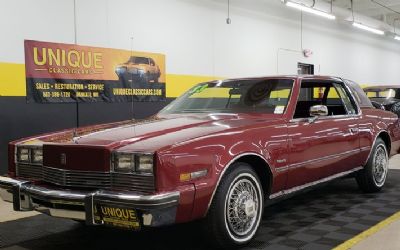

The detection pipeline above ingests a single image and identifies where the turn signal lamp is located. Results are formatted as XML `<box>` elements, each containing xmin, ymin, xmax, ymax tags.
<box><xmin>180</xmin><ymin>169</ymin><xmax>208</xmax><ymax>182</ymax></box>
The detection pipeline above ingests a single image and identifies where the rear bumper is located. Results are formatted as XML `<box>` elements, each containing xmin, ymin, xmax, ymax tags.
<box><xmin>0</xmin><ymin>176</ymin><xmax>180</xmax><ymax>227</ymax></box>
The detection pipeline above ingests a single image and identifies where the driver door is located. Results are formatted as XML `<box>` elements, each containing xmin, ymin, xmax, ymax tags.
<box><xmin>286</xmin><ymin>80</ymin><xmax>361</xmax><ymax>189</ymax></box>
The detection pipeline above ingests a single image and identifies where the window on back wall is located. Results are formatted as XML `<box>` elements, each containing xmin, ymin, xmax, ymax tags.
<box><xmin>297</xmin><ymin>63</ymin><xmax>314</xmax><ymax>75</ymax></box>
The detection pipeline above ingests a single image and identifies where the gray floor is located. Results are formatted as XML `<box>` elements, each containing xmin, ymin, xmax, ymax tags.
<box><xmin>350</xmin><ymin>155</ymin><xmax>400</xmax><ymax>250</ymax></box>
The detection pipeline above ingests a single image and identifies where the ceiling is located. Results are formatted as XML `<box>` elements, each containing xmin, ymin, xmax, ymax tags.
<box><xmin>323</xmin><ymin>0</ymin><xmax>400</xmax><ymax>28</ymax></box>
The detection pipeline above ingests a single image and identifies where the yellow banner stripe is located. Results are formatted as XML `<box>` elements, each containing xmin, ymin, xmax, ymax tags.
<box><xmin>0</xmin><ymin>62</ymin><xmax>26</xmax><ymax>96</ymax></box>
<box><xmin>0</xmin><ymin>62</ymin><xmax>376</xmax><ymax>99</ymax></box>
<box><xmin>165</xmin><ymin>74</ymin><xmax>223</xmax><ymax>98</ymax></box>
<box><xmin>0</xmin><ymin>62</ymin><xmax>223</xmax><ymax>98</ymax></box>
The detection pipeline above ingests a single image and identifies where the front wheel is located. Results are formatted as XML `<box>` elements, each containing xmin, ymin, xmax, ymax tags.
<box><xmin>204</xmin><ymin>163</ymin><xmax>264</xmax><ymax>248</ymax></box>
<box><xmin>356</xmin><ymin>138</ymin><xmax>389</xmax><ymax>193</ymax></box>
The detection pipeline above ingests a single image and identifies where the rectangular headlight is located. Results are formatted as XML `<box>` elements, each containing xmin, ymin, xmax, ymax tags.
<box><xmin>136</xmin><ymin>154</ymin><xmax>154</xmax><ymax>174</ymax></box>
<box><xmin>31</xmin><ymin>148</ymin><xmax>43</xmax><ymax>164</ymax></box>
<box><xmin>114</xmin><ymin>153</ymin><xmax>135</xmax><ymax>173</ymax></box>
<box><xmin>17</xmin><ymin>147</ymin><xmax>30</xmax><ymax>162</ymax></box>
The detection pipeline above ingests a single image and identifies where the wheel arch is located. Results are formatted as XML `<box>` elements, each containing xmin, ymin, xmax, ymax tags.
<box><xmin>377</xmin><ymin>130</ymin><xmax>391</xmax><ymax>154</ymax></box>
<box><xmin>205</xmin><ymin>152</ymin><xmax>273</xmax><ymax>215</ymax></box>
<box><xmin>364</xmin><ymin>130</ymin><xmax>392</xmax><ymax>166</ymax></box>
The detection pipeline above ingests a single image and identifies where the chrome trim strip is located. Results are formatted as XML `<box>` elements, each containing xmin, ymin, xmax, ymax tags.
<box><xmin>361</xmin><ymin>146</ymin><xmax>371</xmax><ymax>152</ymax></box>
<box><xmin>205</xmin><ymin>152</ymin><xmax>272</xmax><ymax>214</ymax></box>
<box><xmin>0</xmin><ymin>176</ymin><xmax>28</xmax><ymax>186</ymax></box>
<box><xmin>290</xmin><ymin>114</ymin><xmax>360</xmax><ymax>123</ymax></box>
<box><xmin>23</xmin><ymin>184</ymin><xmax>88</xmax><ymax>200</ymax></box>
<box><xmin>275</xmin><ymin>149</ymin><xmax>360</xmax><ymax>173</ymax></box>
<box><xmin>341</xmin><ymin>78</ymin><xmax>362</xmax><ymax>115</ymax></box>
<box><xmin>269</xmin><ymin>166</ymin><xmax>363</xmax><ymax>199</ymax></box>
<box><xmin>20</xmin><ymin>185</ymin><xmax>180</xmax><ymax>207</ymax></box>
<box><xmin>288</xmin><ymin>148</ymin><xmax>360</xmax><ymax>170</ymax></box>
<box><xmin>94</xmin><ymin>190</ymin><xmax>180</xmax><ymax>206</ymax></box>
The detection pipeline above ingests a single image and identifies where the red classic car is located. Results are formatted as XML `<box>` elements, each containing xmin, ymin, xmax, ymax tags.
<box><xmin>1</xmin><ymin>76</ymin><xmax>399</xmax><ymax>248</ymax></box>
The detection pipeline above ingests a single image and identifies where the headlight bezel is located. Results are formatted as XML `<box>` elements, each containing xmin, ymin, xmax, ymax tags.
<box><xmin>16</xmin><ymin>145</ymin><xmax>43</xmax><ymax>165</ymax></box>
<box><xmin>112</xmin><ymin>152</ymin><xmax>154</xmax><ymax>175</ymax></box>
<box><xmin>136</xmin><ymin>154</ymin><xmax>154</xmax><ymax>174</ymax></box>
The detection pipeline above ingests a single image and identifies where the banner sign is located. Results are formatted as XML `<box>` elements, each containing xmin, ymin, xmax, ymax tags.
<box><xmin>24</xmin><ymin>40</ymin><xmax>166</xmax><ymax>103</ymax></box>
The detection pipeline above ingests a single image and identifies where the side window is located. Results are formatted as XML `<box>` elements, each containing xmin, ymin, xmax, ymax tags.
<box><xmin>326</xmin><ymin>86</ymin><xmax>341</xmax><ymax>105</ymax></box>
<box><xmin>344</xmin><ymin>79</ymin><xmax>373</xmax><ymax>108</ymax></box>
<box><xmin>294</xmin><ymin>81</ymin><xmax>357</xmax><ymax>119</ymax></box>
<box><xmin>333</xmin><ymin>83</ymin><xmax>357</xmax><ymax>115</ymax></box>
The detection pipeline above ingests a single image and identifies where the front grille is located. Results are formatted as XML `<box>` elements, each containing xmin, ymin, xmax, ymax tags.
<box><xmin>17</xmin><ymin>164</ymin><xmax>155</xmax><ymax>194</ymax></box>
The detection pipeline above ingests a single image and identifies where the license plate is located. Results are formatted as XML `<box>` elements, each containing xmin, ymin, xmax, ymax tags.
<box><xmin>94</xmin><ymin>204</ymin><xmax>140</xmax><ymax>230</ymax></box>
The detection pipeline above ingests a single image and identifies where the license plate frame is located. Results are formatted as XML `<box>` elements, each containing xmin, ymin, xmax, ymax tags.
<box><xmin>94</xmin><ymin>203</ymin><xmax>141</xmax><ymax>230</ymax></box>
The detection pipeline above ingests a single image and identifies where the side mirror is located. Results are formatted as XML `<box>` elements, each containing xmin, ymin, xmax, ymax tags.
<box><xmin>310</xmin><ymin>105</ymin><xmax>328</xmax><ymax>117</ymax></box>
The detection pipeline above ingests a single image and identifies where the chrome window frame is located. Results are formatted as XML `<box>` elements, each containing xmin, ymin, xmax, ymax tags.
<box><xmin>289</xmin><ymin>79</ymin><xmax>362</xmax><ymax>123</ymax></box>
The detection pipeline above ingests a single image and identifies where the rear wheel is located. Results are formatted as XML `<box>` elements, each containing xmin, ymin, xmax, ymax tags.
<box><xmin>204</xmin><ymin>163</ymin><xmax>263</xmax><ymax>248</ymax></box>
<box><xmin>356</xmin><ymin>138</ymin><xmax>389</xmax><ymax>193</ymax></box>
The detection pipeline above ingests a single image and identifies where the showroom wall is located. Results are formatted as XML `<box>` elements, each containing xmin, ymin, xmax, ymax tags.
<box><xmin>1</xmin><ymin>0</ymin><xmax>400</xmax><ymax>173</ymax></box>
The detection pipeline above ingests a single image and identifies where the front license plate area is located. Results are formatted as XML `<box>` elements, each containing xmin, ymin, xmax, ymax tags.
<box><xmin>94</xmin><ymin>204</ymin><xmax>141</xmax><ymax>230</ymax></box>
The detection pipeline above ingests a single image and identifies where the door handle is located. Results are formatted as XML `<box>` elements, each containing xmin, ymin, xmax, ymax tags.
<box><xmin>349</xmin><ymin>128</ymin><xmax>359</xmax><ymax>134</ymax></box>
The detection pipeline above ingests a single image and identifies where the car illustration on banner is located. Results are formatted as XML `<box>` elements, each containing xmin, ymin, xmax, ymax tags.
<box><xmin>364</xmin><ymin>86</ymin><xmax>400</xmax><ymax>116</ymax></box>
<box><xmin>1</xmin><ymin>75</ymin><xmax>399</xmax><ymax>248</ymax></box>
<box><xmin>115</xmin><ymin>56</ymin><xmax>161</xmax><ymax>84</ymax></box>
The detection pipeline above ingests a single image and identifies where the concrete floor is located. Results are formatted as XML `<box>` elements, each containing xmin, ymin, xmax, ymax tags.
<box><xmin>0</xmin><ymin>200</ymin><xmax>38</xmax><ymax>223</ymax></box>
<box><xmin>1</xmin><ymin>155</ymin><xmax>400</xmax><ymax>249</ymax></box>
<box><xmin>350</xmin><ymin>154</ymin><xmax>400</xmax><ymax>250</ymax></box>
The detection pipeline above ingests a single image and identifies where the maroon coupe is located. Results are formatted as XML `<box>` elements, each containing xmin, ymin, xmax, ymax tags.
<box><xmin>1</xmin><ymin>76</ymin><xmax>399</xmax><ymax>248</ymax></box>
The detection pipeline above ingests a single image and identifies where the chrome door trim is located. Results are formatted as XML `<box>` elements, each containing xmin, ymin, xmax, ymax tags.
<box><xmin>275</xmin><ymin>146</ymin><xmax>360</xmax><ymax>173</ymax></box>
<box><xmin>269</xmin><ymin>166</ymin><xmax>363</xmax><ymax>199</ymax></box>
<box><xmin>287</xmin><ymin>148</ymin><xmax>360</xmax><ymax>170</ymax></box>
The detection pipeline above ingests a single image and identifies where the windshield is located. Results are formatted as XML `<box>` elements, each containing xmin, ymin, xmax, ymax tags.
<box><xmin>160</xmin><ymin>78</ymin><xmax>294</xmax><ymax>114</ymax></box>
<box><xmin>128</xmin><ymin>57</ymin><xmax>149</xmax><ymax>64</ymax></box>
<box><xmin>365</xmin><ymin>89</ymin><xmax>397</xmax><ymax>99</ymax></box>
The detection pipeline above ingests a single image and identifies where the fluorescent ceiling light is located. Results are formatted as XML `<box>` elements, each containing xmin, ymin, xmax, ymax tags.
<box><xmin>285</xmin><ymin>1</ymin><xmax>336</xmax><ymax>20</ymax></box>
<box><xmin>352</xmin><ymin>22</ymin><xmax>384</xmax><ymax>35</ymax></box>
<box><xmin>394</xmin><ymin>36</ymin><xmax>400</xmax><ymax>41</ymax></box>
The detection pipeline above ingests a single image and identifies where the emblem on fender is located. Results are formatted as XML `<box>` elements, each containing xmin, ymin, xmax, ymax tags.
<box><xmin>60</xmin><ymin>153</ymin><xmax>67</xmax><ymax>165</ymax></box>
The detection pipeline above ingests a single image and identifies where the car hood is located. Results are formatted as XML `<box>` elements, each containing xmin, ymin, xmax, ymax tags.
<box><xmin>60</xmin><ymin>113</ymin><xmax>280</xmax><ymax>152</ymax></box>
<box><xmin>370</xmin><ymin>98</ymin><xmax>398</xmax><ymax>105</ymax></box>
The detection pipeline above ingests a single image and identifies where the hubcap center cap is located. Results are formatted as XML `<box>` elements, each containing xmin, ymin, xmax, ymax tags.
<box><xmin>244</xmin><ymin>200</ymin><xmax>256</xmax><ymax>217</ymax></box>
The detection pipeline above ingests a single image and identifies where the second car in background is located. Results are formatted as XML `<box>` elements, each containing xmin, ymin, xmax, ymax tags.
<box><xmin>115</xmin><ymin>56</ymin><xmax>161</xmax><ymax>84</ymax></box>
<box><xmin>364</xmin><ymin>86</ymin><xmax>400</xmax><ymax>116</ymax></box>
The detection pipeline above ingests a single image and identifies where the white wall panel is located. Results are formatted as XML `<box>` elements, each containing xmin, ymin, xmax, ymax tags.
<box><xmin>0</xmin><ymin>0</ymin><xmax>75</xmax><ymax>63</ymax></box>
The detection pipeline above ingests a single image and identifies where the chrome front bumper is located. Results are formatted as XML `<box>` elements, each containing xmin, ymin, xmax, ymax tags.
<box><xmin>0</xmin><ymin>176</ymin><xmax>180</xmax><ymax>227</ymax></box>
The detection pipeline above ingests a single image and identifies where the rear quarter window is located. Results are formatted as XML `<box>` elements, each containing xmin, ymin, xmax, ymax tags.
<box><xmin>344</xmin><ymin>79</ymin><xmax>373</xmax><ymax>108</ymax></box>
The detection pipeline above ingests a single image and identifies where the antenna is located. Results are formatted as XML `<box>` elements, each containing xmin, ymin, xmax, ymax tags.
<box><xmin>73</xmin><ymin>0</ymin><xmax>79</xmax><ymax>138</ymax></box>
<box><xmin>130</xmin><ymin>36</ymin><xmax>135</xmax><ymax>122</ymax></box>
<box><xmin>73</xmin><ymin>90</ymin><xmax>80</xmax><ymax>138</ymax></box>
